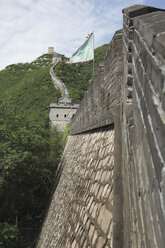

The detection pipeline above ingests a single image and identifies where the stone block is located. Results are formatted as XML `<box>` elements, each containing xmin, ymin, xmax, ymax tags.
<box><xmin>145</xmin><ymin>85</ymin><xmax>165</xmax><ymax>157</ymax></box>
<box><xmin>98</xmin><ymin>205</ymin><xmax>106</xmax><ymax>225</ymax></box>
<box><xmin>133</xmin><ymin>29</ymin><xmax>164</xmax><ymax>97</ymax></box>
<box><xmin>134</xmin><ymin>82</ymin><xmax>164</xmax><ymax>185</ymax></box>
<box><xmin>71</xmin><ymin>239</ymin><xmax>77</xmax><ymax>248</ymax></box>
<box><xmin>82</xmin><ymin>239</ymin><xmax>87</xmax><ymax>248</ymax></box>
<box><xmin>89</xmin><ymin>202</ymin><xmax>95</xmax><ymax>215</ymax></box>
<box><xmin>134</xmin><ymin>71</ymin><xmax>165</xmax><ymax>166</ymax></box>
<box><xmin>92</xmin><ymin>229</ymin><xmax>98</xmax><ymax>245</ymax></box>
<box><xmin>102</xmin><ymin>156</ymin><xmax>110</xmax><ymax>167</ymax></box>
<box><xmin>102</xmin><ymin>184</ymin><xmax>109</xmax><ymax>198</ymax></box>
<box><xmin>100</xmin><ymin>170</ymin><xmax>108</xmax><ymax>183</ymax></box>
<box><xmin>88</xmin><ymin>224</ymin><xmax>95</xmax><ymax>240</ymax></box>
<box><xmin>153</xmin><ymin>32</ymin><xmax>165</xmax><ymax>64</ymax></box>
<box><xmin>123</xmin><ymin>13</ymin><xmax>129</xmax><ymax>26</ymax></box>
<box><xmin>100</xmin><ymin>208</ymin><xmax>112</xmax><ymax>234</ymax></box>
<box><xmin>96</xmin><ymin>236</ymin><xmax>105</xmax><ymax>248</ymax></box>
<box><xmin>83</xmin><ymin>214</ymin><xmax>88</xmax><ymax>225</ymax></box>
<box><xmin>80</xmin><ymin>232</ymin><xmax>86</xmax><ymax>246</ymax></box>
<box><xmin>98</xmin><ymin>185</ymin><xmax>104</xmax><ymax>198</ymax></box>
<box><xmin>104</xmin><ymin>170</ymin><xmax>112</xmax><ymax>183</ymax></box>
<box><xmin>132</xmin><ymin>45</ymin><xmax>146</xmax><ymax>90</ymax></box>
<box><xmin>86</xmin><ymin>219</ymin><xmax>90</xmax><ymax>231</ymax></box>
<box><xmin>122</xmin><ymin>5</ymin><xmax>162</xmax><ymax>18</ymax></box>
<box><xmin>91</xmin><ymin>203</ymin><xmax>98</xmax><ymax>219</ymax></box>
<box><xmin>123</xmin><ymin>22</ymin><xmax>133</xmax><ymax>40</ymax></box>
<box><xmin>134</xmin><ymin>11</ymin><xmax>165</xmax><ymax>48</ymax></box>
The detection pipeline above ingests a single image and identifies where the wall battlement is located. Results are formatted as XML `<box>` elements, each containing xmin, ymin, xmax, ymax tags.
<box><xmin>70</xmin><ymin>29</ymin><xmax>123</xmax><ymax>134</ymax></box>
<box><xmin>36</xmin><ymin>5</ymin><xmax>165</xmax><ymax>248</ymax></box>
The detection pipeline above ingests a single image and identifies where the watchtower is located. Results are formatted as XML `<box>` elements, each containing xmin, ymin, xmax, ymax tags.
<box><xmin>49</xmin><ymin>96</ymin><xmax>79</xmax><ymax>132</ymax></box>
<box><xmin>48</xmin><ymin>47</ymin><xmax>55</xmax><ymax>54</ymax></box>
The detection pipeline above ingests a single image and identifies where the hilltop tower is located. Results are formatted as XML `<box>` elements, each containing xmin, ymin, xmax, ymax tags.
<box><xmin>48</xmin><ymin>47</ymin><xmax>55</xmax><ymax>54</ymax></box>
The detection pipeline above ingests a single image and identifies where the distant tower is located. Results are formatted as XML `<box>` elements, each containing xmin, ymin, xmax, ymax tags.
<box><xmin>48</xmin><ymin>47</ymin><xmax>55</xmax><ymax>54</ymax></box>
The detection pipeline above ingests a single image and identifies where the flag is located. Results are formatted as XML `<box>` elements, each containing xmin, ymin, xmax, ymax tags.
<box><xmin>67</xmin><ymin>108</ymin><xmax>72</xmax><ymax>117</ymax></box>
<box><xmin>68</xmin><ymin>32</ymin><xmax>94</xmax><ymax>64</ymax></box>
<box><xmin>67</xmin><ymin>108</ymin><xmax>73</xmax><ymax>119</ymax></box>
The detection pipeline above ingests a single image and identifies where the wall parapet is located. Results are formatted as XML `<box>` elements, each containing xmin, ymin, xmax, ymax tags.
<box><xmin>121</xmin><ymin>5</ymin><xmax>165</xmax><ymax>248</ymax></box>
<box><xmin>70</xmin><ymin>30</ymin><xmax>123</xmax><ymax>135</ymax></box>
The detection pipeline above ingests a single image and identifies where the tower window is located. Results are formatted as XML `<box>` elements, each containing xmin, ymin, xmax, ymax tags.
<box><xmin>64</xmin><ymin>114</ymin><xmax>66</xmax><ymax>118</ymax></box>
<box><xmin>56</xmin><ymin>114</ymin><xmax>59</xmax><ymax>117</ymax></box>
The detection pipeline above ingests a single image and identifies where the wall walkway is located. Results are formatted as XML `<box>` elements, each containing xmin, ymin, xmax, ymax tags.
<box><xmin>50</xmin><ymin>56</ymin><xmax>70</xmax><ymax>97</ymax></box>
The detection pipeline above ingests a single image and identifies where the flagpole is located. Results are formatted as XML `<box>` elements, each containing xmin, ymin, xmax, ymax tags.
<box><xmin>93</xmin><ymin>31</ymin><xmax>95</xmax><ymax>78</ymax></box>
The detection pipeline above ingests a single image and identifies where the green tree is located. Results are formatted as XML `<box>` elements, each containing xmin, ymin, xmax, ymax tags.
<box><xmin>0</xmin><ymin>55</ymin><xmax>63</xmax><ymax>247</ymax></box>
<box><xmin>0</xmin><ymin>223</ymin><xmax>20</xmax><ymax>248</ymax></box>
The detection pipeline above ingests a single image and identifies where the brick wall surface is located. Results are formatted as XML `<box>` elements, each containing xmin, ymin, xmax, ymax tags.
<box><xmin>69</xmin><ymin>30</ymin><xmax>123</xmax><ymax>135</ymax></box>
<box><xmin>36</xmin><ymin>127</ymin><xmax>114</xmax><ymax>248</ymax></box>
<box><xmin>121</xmin><ymin>5</ymin><xmax>165</xmax><ymax>248</ymax></box>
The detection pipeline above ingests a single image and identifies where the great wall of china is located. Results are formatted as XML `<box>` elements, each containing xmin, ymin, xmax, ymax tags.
<box><xmin>49</xmin><ymin>53</ymin><xmax>79</xmax><ymax>132</ymax></box>
<box><xmin>36</xmin><ymin>5</ymin><xmax>165</xmax><ymax>248</ymax></box>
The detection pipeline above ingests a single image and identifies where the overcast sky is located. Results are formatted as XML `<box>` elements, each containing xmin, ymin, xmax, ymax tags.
<box><xmin>0</xmin><ymin>0</ymin><xmax>165</xmax><ymax>70</ymax></box>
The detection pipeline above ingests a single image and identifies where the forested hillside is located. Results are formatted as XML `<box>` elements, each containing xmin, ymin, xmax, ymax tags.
<box><xmin>0</xmin><ymin>44</ymin><xmax>108</xmax><ymax>247</ymax></box>
<box><xmin>55</xmin><ymin>44</ymin><xmax>108</xmax><ymax>102</ymax></box>
<box><xmin>0</xmin><ymin>54</ymin><xmax>63</xmax><ymax>247</ymax></box>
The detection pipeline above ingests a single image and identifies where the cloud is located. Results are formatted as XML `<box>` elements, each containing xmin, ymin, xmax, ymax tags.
<box><xmin>0</xmin><ymin>0</ymin><xmax>164</xmax><ymax>70</ymax></box>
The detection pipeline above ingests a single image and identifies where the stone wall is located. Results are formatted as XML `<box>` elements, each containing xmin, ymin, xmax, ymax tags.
<box><xmin>121</xmin><ymin>5</ymin><xmax>165</xmax><ymax>248</ymax></box>
<box><xmin>49</xmin><ymin>103</ymin><xmax>79</xmax><ymax>132</ymax></box>
<box><xmin>36</xmin><ymin>126</ymin><xmax>115</xmax><ymax>248</ymax></box>
<box><xmin>36</xmin><ymin>4</ymin><xmax>165</xmax><ymax>248</ymax></box>
<box><xmin>50</xmin><ymin>57</ymin><xmax>70</xmax><ymax>97</ymax></box>
<box><xmin>70</xmin><ymin>30</ymin><xmax>123</xmax><ymax>135</ymax></box>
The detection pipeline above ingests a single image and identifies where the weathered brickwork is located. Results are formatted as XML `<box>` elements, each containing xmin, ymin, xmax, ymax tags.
<box><xmin>37</xmin><ymin>127</ymin><xmax>114</xmax><ymax>248</ymax></box>
<box><xmin>121</xmin><ymin>5</ymin><xmax>165</xmax><ymax>248</ymax></box>
<box><xmin>36</xmin><ymin>4</ymin><xmax>165</xmax><ymax>248</ymax></box>
<box><xmin>70</xmin><ymin>30</ymin><xmax>123</xmax><ymax>135</ymax></box>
